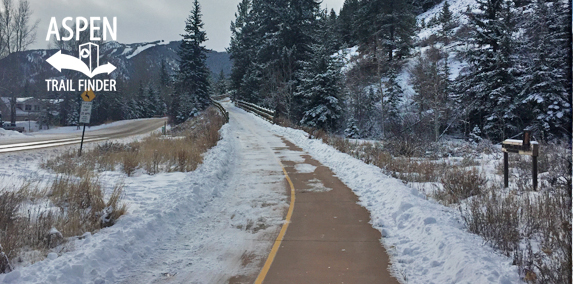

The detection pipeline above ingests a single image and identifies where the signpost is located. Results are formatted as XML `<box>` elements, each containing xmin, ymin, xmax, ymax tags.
<box><xmin>78</xmin><ymin>89</ymin><xmax>95</xmax><ymax>157</ymax></box>
<box><xmin>501</xmin><ymin>130</ymin><xmax>540</xmax><ymax>190</ymax></box>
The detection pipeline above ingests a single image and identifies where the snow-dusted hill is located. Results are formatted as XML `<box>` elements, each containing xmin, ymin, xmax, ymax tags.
<box><xmin>0</xmin><ymin>40</ymin><xmax>231</xmax><ymax>90</ymax></box>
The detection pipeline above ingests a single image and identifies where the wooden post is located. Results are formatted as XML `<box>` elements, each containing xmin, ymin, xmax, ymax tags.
<box><xmin>532</xmin><ymin>155</ymin><xmax>538</xmax><ymax>190</ymax></box>
<box><xmin>504</xmin><ymin>151</ymin><xmax>509</xmax><ymax>188</ymax></box>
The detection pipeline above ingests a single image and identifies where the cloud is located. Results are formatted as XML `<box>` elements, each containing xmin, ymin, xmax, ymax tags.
<box><xmin>29</xmin><ymin>0</ymin><xmax>345</xmax><ymax>52</ymax></box>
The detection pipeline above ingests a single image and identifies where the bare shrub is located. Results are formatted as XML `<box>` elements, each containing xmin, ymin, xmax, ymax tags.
<box><xmin>101</xmin><ymin>184</ymin><xmax>127</xmax><ymax>228</ymax></box>
<box><xmin>461</xmin><ymin>188</ymin><xmax>520</xmax><ymax>255</ymax></box>
<box><xmin>437</xmin><ymin>167</ymin><xmax>487</xmax><ymax>204</ymax></box>
<box><xmin>384</xmin><ymin>138</ymin><xmax>421</xmax><ymax>157</ymax></box>
<box><xmin>122</xmin><ymin>151</ymin><xmax>139</xmax><ymax>177</ymax></box>
<box><xmin>0</xmin><ymin>192</ymin><xmax>22</xmax><ymax>232</ymax></box>
<box><xmin>514</xmin><ymin>186</ymin><xmax>572</xmax><ymax>283</ymax></box>
<box><xmin>328</xmin><ymin>136</ymin><xmax>353</xmax><ymax>154</ymax></box>
<box><xmin>176</xmin><ymin>150</ymin><xmax>189</xmax><ymax>172</ymax></box>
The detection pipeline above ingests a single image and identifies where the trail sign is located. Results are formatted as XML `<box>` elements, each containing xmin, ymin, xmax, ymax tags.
<box><xmin>501</xmin><ymin>130</ymin><xmax>540</xmax><ymax>190</ymax></box>
<box><xmin>79</xmin><ymin>101</ymin><xmax>93</xmax><ymax>124</ymax></box>
<box><xmin>81</xmin><ymin>89</ymin><xmax>96</xmax><ymax>102</ymax></box>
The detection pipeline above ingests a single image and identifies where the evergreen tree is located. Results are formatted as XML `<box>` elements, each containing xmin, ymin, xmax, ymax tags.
<box><xmin>215</xmin><ymin>69</ymin><xmax>227</xmax><ymax>96</ymax></box>
<box><xmin>297</xmin><ymin>12</ymin><xmax>343</xmax><ymax>131</ymax></box>
<box><xmin>438</xmin><ymin>1</ymin><xmax>456</xmax><ymax>43</ymax></box>
<box><xmin>347</xmin><ymin>86</ymin><xmax>380</xmax><ymax>137</ymax></box>
<box><xmin>383</xmin><ymin>68</ymin><xmax>402</xmax><ymax>124</ymax></box>
<box><xmin>337</xmin><ymin>0</ymin><xmax>360</xmax><ymax>46</ymax></box>
<box><xmin>456</xmin><ymin>0</ymin><xmax>519</xmax><ymax>141</ymax></box>
<box><xmin>146</xmin><ymin>85</ymin><xmax>160</xmax><ymax>117</ymax></box>
<box><xmin>357</xmin><ymin>0</ymin><xmax>416</xmax><ymax>61</ymax></box>
<box><xmin>159</xmin><ymin>59</ymin><xmax>172</xmax><ymax>88</ymax></box>
<box><xmin>158</xmin><ymin>59</ymin><xmax>172</xmax><ymax>116</ymax></box>
<box><xmin>261</xmin><ymin>0</ymin><xmax>320</xmax><ymax>120</ymax></box>
<box><xmin>173</xmin><ymin>0</ymin><xmax>210</xmax><ymax>124</ymax></box>
<box><xmin>518</xmin><ymin>0</ymin><xmax>572</xmax><ymax>138</ymax></box>
<box><xmin>345</xmin><ymin>116</ymin><xmax>360</xmax><ymax>138</ymax></box>
<box><xmin>326</xmin><ymin>9</ymin><xmax>341</xmax><ymax>54</ymax></box>
<box><xmin>228</xmin><ymin>0</ymin><xmax>257</xmax><ymax>102</ymax></box>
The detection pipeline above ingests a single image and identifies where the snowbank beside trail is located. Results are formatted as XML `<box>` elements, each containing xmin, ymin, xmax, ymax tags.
<box><xmin>247</xmin><ymin>114</ymin><xmax>522</xmax><ymax>283</ymax></box>
<box><xmin>0</xmin><ymin>123</ymin><xmax>236</xmax><ymax>284</ymax></box>
<box><xmin>0</xmin><ymin>128</ymin><xmax>26</xmax><ymax>138</ymax></box>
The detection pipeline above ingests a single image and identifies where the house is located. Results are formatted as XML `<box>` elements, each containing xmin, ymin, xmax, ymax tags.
<box><xmin>0</xmin><ymin>97</ymin><xmax>60</xmax><ymax>123</ymax></box>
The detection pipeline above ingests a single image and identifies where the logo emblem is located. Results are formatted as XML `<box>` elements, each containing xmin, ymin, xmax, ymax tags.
<box><xmin>46</xmin><ymin>43</ymin><xmax>116</xmax><ymax>78</ymax></box>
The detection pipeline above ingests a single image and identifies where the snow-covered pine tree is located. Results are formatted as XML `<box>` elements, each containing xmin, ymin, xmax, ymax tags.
<box><xmin>297</xmin><ymin>11</ymin><xmax>343</xmax><ymax>132</ymax></box>
<box><xmin>337</xmin><ymin>0</ymin><xmax>360</xmax><ymax>47</ymax></box>
<box><xmin>214</xmin><ymin>69</ymin><xmax>227</xmax><ymax>97</ymax></box>
<box><xmin>158</xmin><ymin>60</ymin><xmax>172</xmax><ymax>116</ymax></box>
<box><xmin>356</xmin><ymin>0</ymin><xmax>416</xmax><ymax>61</ymax></box>
<box><xmin>438</xmin><ymin>1</ymin><xmax>456</xmax><ymax>44</ymax></box>
<box><xmin>456</xmin><ymin>0</ymin><xmax>519</xmax><ymax>141</ymax></box>
<box><xmin>326</xmin><ymin>9</ymin><xmax>341</xmax><ymax>54</ymax></box>
<box><xmin>146</xmin><ymin>85</ymin><xmax>160</xmax><ymax>117</ymax></box>
<box><xmin>383</xmin><ymin>68</ymin><xmax>402</xmax><ymax>124</ymax></box>
<box><xmin>263</xmin><ymin>0</ymin><xmax>320</xmax><ymax>121</ymax></box>
<box><xmin>345</xmin><ymin>116</ymin><xmax>360</xmax><ymax>138</ymax></box>
<box><xmin>61</xmin><ymin>94</ymin><xmax>80</xmax><ymax>126</ymax></box>
<box><xmin>159</xmin><ymin>59</ymin><xmax>172</xmax><ymax>88</ymax></box>
<box><xmin>173</xmin><ymin>0</ymin><xmax>210</xmax><ymax>124</ymax></box>
<box><xmin>518</xmin><ymin>0</ymin><xmax>572</xmax><ymax>139</ymax></box>
<box><xmin>228</xmin><ymin>0</ymin><xmax>258</xmax><ymax>102</ymax></box>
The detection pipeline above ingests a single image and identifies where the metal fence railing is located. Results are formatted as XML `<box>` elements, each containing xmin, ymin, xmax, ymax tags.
<box><xmin>210</xmin><ymin>98</ymin><xmax>229</xmax><ymax>123</ymax></box>
<box><xmin>236</xmin><ymin>100</ymin><xmax>275</xmax><ymax>123</ymax></box>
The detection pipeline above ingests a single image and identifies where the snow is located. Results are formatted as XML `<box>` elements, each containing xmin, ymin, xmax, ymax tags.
<box><xmin>0</xmin><ymin>104</ymin><xmax>524</xmax><ymax>283</ymax></box>
<box><xmin>417</xmin><ymin>0</ymin><xmax>478</xmax><ymax>39</ymax></box>
<box><xmin>126</xmin><ymin>44</ymin><xmax>156</xmax><ymax>59</ymax></box>
<box><xmin>337</xmin><ymin>46</ymin><xmax>359</xmax><ymax>73</ymax></box>
<box><xmin>0</xmin><ymin>128</ymin><xmax>25</xmax><ymax>137</ymax></box>
<box><xmin>294</xmin><ymin>163</ymin><xmax>317</xmax><ymax>173</ymax></box>
<box><xmin>303</xmin><ymin>178</ymin><xmax>332</xmax><ymax>193</ymax></box>
<box><xmin>0</xmin><ymin>111</ymin><xmax>292</xmax><ymax>283</ymax></box>
<box><xmin>241</xmin><ymin>110</ymin><xmax>522</xmax><ymax>284</ymax></box>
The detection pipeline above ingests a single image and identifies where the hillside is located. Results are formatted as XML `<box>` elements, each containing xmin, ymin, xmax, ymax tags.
<box><xmin>0</xmin><ymin>40</ymin><xmax>231</xmax><ymax>96</ymax></box>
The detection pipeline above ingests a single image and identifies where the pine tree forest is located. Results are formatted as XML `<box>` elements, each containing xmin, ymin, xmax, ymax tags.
<box><xmin>227</xmin><ymin>0</ymin><xmax>572</xmax><ymax>144</ymax></box>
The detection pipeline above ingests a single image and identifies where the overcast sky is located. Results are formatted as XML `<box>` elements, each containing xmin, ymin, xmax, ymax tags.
<box><xmin>28</xmin><ymin>0</ymin><xmax>345</xmax><ymax>52</ymax></box>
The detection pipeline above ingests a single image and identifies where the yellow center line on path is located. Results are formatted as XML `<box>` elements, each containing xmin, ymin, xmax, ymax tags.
<box><xmin>254</xmin><ymin>162</ymin><xmax>296</xmax><ymax>284</ymax></box>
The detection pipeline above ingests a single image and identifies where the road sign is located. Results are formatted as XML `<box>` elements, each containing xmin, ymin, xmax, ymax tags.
<box><xmin>81</xmin><ymin>89</ymin><xmax>96</xmax><ymax>102</ymax></box>
<box><xmin>79</xmin><ymin>101</ymin><xmax>92</xmax><ymax>124</ymax></box>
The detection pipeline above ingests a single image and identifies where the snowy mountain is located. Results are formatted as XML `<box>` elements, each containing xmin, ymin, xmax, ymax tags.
<box><xmin>0</xmin><ymin>40</ymin><xmax>231</xmax><ymax>95</ymax></box>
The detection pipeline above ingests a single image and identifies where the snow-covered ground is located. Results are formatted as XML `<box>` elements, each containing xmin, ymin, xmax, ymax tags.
<box><xmin>0</xmin><ymin>109</ymin><xmax>293</xmax><ymax>283</ymax></box>
<box><xmin>247</xmin><ymin>109</ymin><xmax>523</xmax><ymax>283</ymax></box>
<box><xmin>0</xmin><ymin>128</ymin><xmax>26</xmax><ymax>138</ymax></box>
<box><xmin>0</xmin><ymin>104</ymin><xmax>524</xmax><ymax>283</ymax></box>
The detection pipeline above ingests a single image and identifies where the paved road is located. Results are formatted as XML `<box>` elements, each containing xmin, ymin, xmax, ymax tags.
<box><xmin>0</xmin><ymin>118</ymin><xmax>167</xmax><ymax>153</ymax></box>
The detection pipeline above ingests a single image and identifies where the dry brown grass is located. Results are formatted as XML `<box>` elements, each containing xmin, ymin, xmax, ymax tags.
<box><xmin>434</xmin><ymin>167</ymin><xmax>487</xmax><ymax>204</ymax></box>
<box><xmin>461</xmin><ymin>188</ymin><xmax>521</xmax><ymax>255</ymax></box>
<box><xmin>42</xmin><ymin>107</ymin><xmax>225</xmax><ymax>176</ymax></box>
<box><xmin>325</xmin><ymin>136</ymin><xmax>447</xmax><ymax>183</ymax></box>
<box><xmin>0</xmin><ymin>172</ymin><xmax>126</xmax><ymax>271</ymax></box>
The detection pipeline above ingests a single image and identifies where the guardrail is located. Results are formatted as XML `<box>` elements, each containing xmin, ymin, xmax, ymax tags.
<box><xmin>210</xmin><ymin>98</ymin><xmax>229</xmax><ymax>123</ymax></box>
<box><xmin>236</xmin><ymin>100</ymin><xmax>275</xmax><ymax>123</ymax></box>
